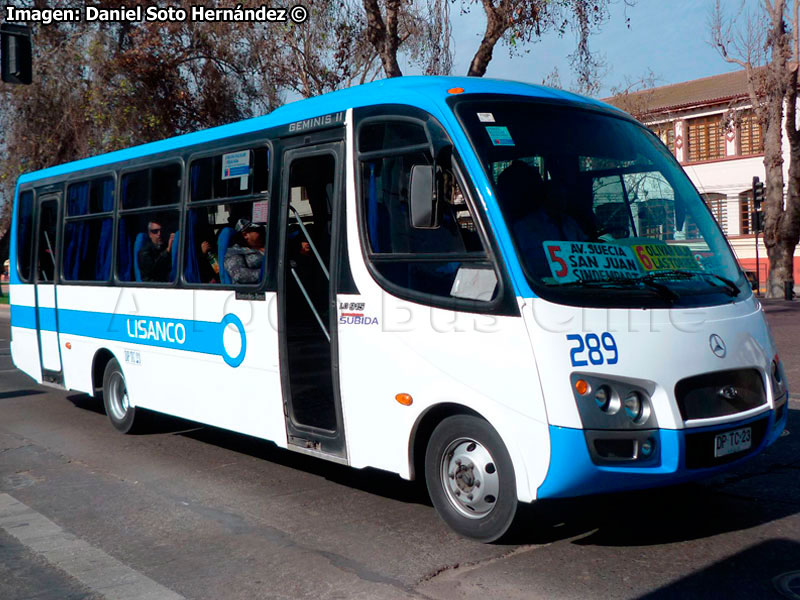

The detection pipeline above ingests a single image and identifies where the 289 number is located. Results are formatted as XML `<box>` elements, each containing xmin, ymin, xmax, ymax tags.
<box><xmin>566</xmin><ymin>332</ymin><xmax>619</xmax><ymax>367</ymax></box>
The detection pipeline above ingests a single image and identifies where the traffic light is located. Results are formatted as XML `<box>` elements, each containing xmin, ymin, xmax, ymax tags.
<box><xmin>752</xmin><ymin>175</ymin><xmax>766</xmax><ymax>210</ymax></box>
<box><xmin>753</xmin><ymin>210</ymin><xmax>765</xmax><ymax>232</ymax></box>
<box><xmin>0</xmin><ymin>23</ymin><xmax>32</xmax><ymax>85</ymax></box>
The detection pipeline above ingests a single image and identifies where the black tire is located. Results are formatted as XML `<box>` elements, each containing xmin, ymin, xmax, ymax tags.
<box><xmin>102</xmin><ymin>358</ymin><xmax>137</xmax><ymax>434</ymax></box>
<box><xmin>424</xmin><ymin>414</ymin><xmax>517</xmax><ymax>542</ymax></box>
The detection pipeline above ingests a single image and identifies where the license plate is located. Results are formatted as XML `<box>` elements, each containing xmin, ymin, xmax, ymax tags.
<box><xmin>714</xmin><ymin>426</ymin><xmax>752</xmax><ymax>457</ymax></box>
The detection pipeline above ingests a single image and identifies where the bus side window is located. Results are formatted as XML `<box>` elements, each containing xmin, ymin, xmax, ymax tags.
<box><xmin>184</xmin><ymin>146</ymin><xmax>269</xmax><ymax>286</ymax></box>
<box><xmin>16</xmin><ymin>191</ymin><xmax>34</xmax><ymax>282</ymax></box>
<box><xmin>359</xmin><ymin>118</ymin><xmax>497</xmax><ymax>303</ymax></box>
<box><xmin>63</xmin><ymin>177</ymin><xmax>115</xmax><ymax>282</ymax></box>
<box><xmin>117</xmin><ymin>165</ymin><xmax>181</xmax><ymax>284</ymax></box>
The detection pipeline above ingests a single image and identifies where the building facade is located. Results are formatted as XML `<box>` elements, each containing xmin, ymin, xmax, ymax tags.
<box><xmin>606</xmin><ymin>69</ymin><xmax>800</xmax><ymax>290</ymax></box>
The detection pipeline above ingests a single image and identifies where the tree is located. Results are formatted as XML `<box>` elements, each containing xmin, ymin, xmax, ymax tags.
<box><xmin>361</xmin><ymin>0</ymin><xmax>453</xmax><ymax>79</ymax></box>
<box><xmin>362</xmin><ymin>0</ymin><xmax>630</xmax><ymax>94</ymax></box>
<box><xmin>712</xmin><ymin>0</ymin><xmax>800</xmax><ymax>297</ymax></box>
<box><xmin>606</xmin><ymin>69</ymin><xmax>660</xmax><ymax>122</ymax></box>
<box><xmin>0</xmin><ymin>1</ymin><xmax>275</xmax><ymax>227</ymax></box>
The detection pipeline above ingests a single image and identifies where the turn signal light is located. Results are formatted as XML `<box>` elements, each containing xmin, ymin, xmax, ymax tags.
<box><xmin>447</xmin><ymin>87</ymin><xmax>465</xmax><ymax>94</ymax></box>
<box><xmin>65</xmin><ymin>342</ymin><xmax>72</xmax><ymax>350</ymax></box>
<box><xmin>395</xmin><ymin>393</ymin><xmax>413</xmax><ymax>406</ymax></box>
<box><xmin>575</xmin><ymin>379</ymin><xmax>589</xmax><ymax>395</ymax></box>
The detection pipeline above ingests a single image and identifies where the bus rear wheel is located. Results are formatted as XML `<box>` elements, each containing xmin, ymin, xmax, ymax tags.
<box><xmin>102</xmin><ymin>358</ymin><xmax>137</xmax><ymax>434</ymax></box>
<box><xmin>424</xmin><ymin>415</ymin><xmax>517</xmax><ymax>542</ymax></box>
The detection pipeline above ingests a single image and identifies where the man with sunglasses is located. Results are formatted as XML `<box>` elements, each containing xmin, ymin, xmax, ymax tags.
<box><xmin>138</xmin><ymin>219</ymin><xmax>175</xmax><ymax>282</ymax></box>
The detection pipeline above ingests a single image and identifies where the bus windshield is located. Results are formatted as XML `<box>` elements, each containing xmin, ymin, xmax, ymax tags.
<box><xmin>455</xmin><ymin>99</ymin><xmax>749</xmax><ymax>307</ymax></box>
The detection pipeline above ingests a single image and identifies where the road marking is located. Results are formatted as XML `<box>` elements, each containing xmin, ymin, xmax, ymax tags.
<box><xmin>0</xmin><ymin>493</ymin><xmax>184</xmax><ymax>600</ymax></box>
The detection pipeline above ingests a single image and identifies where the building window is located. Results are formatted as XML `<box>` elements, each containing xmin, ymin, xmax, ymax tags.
<box><xmin>701</xmin><ymin>192</ymin><xmax>728</xmax><ymax>234</ymax></box>
<box><xmin>687</xmin><ymin>115</ymin><xmax>725</xmax><ymax>162</ymax></box>
<box><xmin>739</xmin><ymin>190</ymin><xmax>756</xmax><ymax>235</ymax></box>
<box><xmin>650</xmin><ymin>122</ymin><xmax>675</xmax><ymax>154</ymax></box>
<box><xmin>739</xmin><ymin>110</ymin><xmax>764</xmax><ymax>156</ymax></box>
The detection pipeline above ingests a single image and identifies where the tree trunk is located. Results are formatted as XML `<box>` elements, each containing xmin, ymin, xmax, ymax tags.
<box><xmin>467</xmin><ymin>1</ymin><xmax>508</xmax><ymax>77</ymax></box>
<box><xmin>778</xmin><ymin>115</ymin><xmax>800</xmax><ymax>296</ymax></box>
<box><xmin>362</xmin><ymin>0</ymin><xmax>403</xmax><ymax>78</ymax></box>
<box><xmin>780</xmin><ymin>62</ymin><xmax>800</xmax><ymax>297</ymax></box>
<box><xmin>762</xmin><ymin>96</ymin><xmax>787</xmax><ymax>298</ymax></box>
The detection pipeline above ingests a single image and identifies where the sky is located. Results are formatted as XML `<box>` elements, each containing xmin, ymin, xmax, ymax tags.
<box><xmin>447</xmin><ymin>0</ymin><xmax>761</xmax><ymax>98</ymax></box>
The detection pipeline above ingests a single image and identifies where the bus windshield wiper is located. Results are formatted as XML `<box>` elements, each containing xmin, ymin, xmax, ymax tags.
<box><xmin>636</xmin><ymin>270</ymin><xmax>741</xmax><ymax>297</ymax></box>
<box><xmin>552</xmin><ymin>278</ymin><xmax>679</xmax><ymax>303</ymax></box>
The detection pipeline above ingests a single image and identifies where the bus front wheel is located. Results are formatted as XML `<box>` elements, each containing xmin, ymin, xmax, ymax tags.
<box><xmin>424</xmin><ymin>415</ymin><xmax>517</xmax><ymax>542</ymax></box>
<box><xmin>102</xmin><ymin>358</ymin><xmax>137</xmax><ymax>434</ymax></box>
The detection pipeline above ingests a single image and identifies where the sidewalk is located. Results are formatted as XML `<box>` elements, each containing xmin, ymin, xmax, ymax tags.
<box><xmin>759</xmin><ymin>297</ymin><xmax>800</xmax><ymax>313</ymax></box>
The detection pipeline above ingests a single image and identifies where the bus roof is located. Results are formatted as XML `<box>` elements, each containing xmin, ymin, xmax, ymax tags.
<box><xmin>17</xmin><ymin>76</ymin><xmax>618</xmax><ymax>185</ymax></box>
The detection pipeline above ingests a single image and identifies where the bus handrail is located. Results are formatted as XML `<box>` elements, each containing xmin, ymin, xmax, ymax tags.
<box><xmin>288</xmin><ymin>205</ymin><xmax>329</xmax><ymax>281</ymax></box>
<box><xmin>289</xmin><ymin>265</ymin><xmax>330</xmax><ymax>342</ymax></box>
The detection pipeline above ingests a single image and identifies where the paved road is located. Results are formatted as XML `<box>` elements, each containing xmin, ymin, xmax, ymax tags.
<box><xmin>0</xmin><ymin>302</ymin><xmax>799</xmax><ymax>600</ymax></box>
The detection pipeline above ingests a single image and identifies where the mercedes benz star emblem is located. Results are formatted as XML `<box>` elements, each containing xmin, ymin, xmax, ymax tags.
<box><xmin>709</xmin><ymin>334</ymin><xmax>727</xmax><ymax>358</ymax></box>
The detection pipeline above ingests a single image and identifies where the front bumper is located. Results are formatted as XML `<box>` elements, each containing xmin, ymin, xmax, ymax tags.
<box><xmin>536</xmin><ymin>406</ymin><xmax>787</xmax><ymax>499</ymax></box>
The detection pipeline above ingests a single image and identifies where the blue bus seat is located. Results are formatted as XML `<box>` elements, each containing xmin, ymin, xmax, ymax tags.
<box><xmin>169</xmin><ymin>230</ymin><xmax>180</xmax><ymax>281</ymax></box>
<box><xmin>133</xmin><ymin>232</ymin><xmax>147</xmax><ymax>282</ymax></box>
<box><xmin>217</xmin><ymin>227</ymin><xmax>235</xmax><ymax>284</ymax></box>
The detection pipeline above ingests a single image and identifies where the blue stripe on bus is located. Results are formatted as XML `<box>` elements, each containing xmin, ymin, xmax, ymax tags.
<box><xmin>38</xmin><ymin>306</ymin><xmax>58</xmax><ymax>331</ymax></box>
<box><xmin>10</xmin><ymin>304</ymin><xmax>37</xmax><ymax>329</ymax></box>
<box><xmin>10</xmin><ymin>305</ymin><xmax>247</xmax><ymax>368</ymax></box>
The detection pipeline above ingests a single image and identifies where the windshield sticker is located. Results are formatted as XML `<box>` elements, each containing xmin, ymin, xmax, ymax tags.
<box><xmin>477</xmin><ymin>112</ymin><xmax>496</xmax><ymax>123</ymax></box>
<box><xmin>485</xmin><ymin>126</ymin><xmax>514</xmax><ymax>146</ymax></box>
<box><xmin>222</xmin><ymin>150</ymin><xmax>250</xmax><ymax>180</ymax></box>
<box><xmin>544</xmin><ymin>241</ymin><xmax>640</xmax><ymax>282</ymax></box>
<box><xmin>633</xmin><ymin>244</ymin><xmax>702</xmax><ymax>272</ymax></box>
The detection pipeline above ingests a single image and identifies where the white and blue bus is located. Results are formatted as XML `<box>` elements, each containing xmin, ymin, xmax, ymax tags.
<box><xmin>8</xmin><ymin>77</ymin><xmax>788</xmax><ymax>541</ymax></box>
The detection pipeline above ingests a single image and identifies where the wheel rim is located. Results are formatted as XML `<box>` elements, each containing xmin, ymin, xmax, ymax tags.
<box><xmin>440</xmin><ymin>437</ymin><xmax>500</xmax><ymax>519</ymax></box>
<box><xmin>107</xmin><ymin>371</ymin><xmax>129</xmax><ymax>422</ymax></box>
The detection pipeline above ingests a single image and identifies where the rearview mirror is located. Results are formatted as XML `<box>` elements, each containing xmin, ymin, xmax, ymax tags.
<box><xmin>1</xmin><ymin>23</ymin><xmax>33</xmax><ymax>85</ymax></box>
<box><xmin>409</xmin><ymin>164</ymin><xmax>436</xmax><ymax>228</ymax></box>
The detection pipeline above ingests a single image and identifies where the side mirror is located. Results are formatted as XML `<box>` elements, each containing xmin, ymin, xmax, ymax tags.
<box><xmin>1</xmin><ymin>23</ymin><xmax>33</xmax><ymax>85</ymax></box>
<box><xmin>409</xmin><ymin>164</ymin><xmax>436</xmax><ymax>228</ymax></box>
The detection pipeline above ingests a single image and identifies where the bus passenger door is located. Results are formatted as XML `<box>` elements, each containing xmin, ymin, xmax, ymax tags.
<box><xmin>33</xmin><ymin>194</ymin><xmax>64</xmax><ymax>384</ymax></box>
<box><xmin>278</xmin><ymin>142</ymin><xmax>347</xmax><ymax>459</ymax></box>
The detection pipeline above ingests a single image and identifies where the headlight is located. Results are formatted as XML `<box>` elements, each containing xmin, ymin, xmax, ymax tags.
<box><xmin>639</xmin><ymin>437</ymin><xmax>656</xmax><ymax>458</ymax></box>
<box><xmin>594</xmin><ymin>385</ymin><xmax>619</xmax><ymax>414</ymax></box>
<box><xmin>571</xmin><ymin>374</ymin><xmax>658</xmax><ymax>430</ymax></box>
<box><xmin>623</xmin><ymin>391</ymin><xmax>652</xmax><ymax>424</ymax></box>
<box><xmin>623</xmin><ymin>391</ymin><xmax>643</xmax><ymax>421</ymax></box>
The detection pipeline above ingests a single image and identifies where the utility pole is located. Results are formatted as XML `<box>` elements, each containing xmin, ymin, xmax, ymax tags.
<box><xmin>752</xmin><ymin>176</ymin><xmax>765</xmax><ymax>296</ymax></box>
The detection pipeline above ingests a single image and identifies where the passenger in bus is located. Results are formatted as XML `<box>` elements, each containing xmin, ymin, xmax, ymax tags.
<box><xmin>199</xmin><ymin>238</ymin><xmax>220</xmax><ymax>283</ymax></box>
<box><xmin>138</xmin><ymin>219</ymin><xmax>175</xmax><ymax>282</ymax></box>
<box><xmin>497</xmin><ymin>160</ymin><xmax>586</xmax><ymax>278</ymax></box>
<box><xmin>224</xmin><ymin>218</ymin><xmax>265</xmax><ymax>284</ymax></box>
